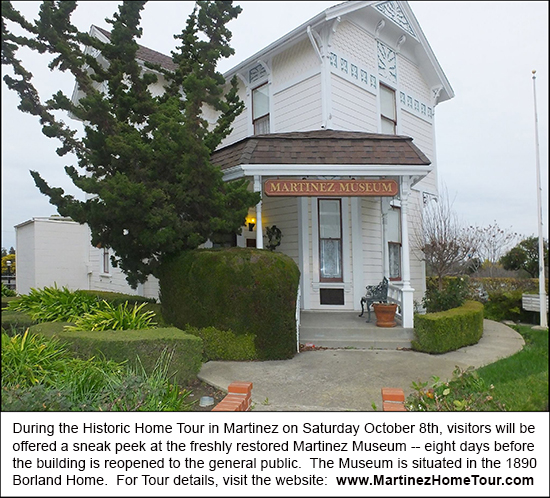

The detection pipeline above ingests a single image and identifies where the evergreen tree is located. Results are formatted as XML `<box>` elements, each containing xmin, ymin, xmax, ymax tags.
<box><xmin>2</xmin><ymin>1</ymin><xmax>259</xmax><ymax>287</ymax></box>
<box><xmin>500</xmin><ymin>236</ymin><xmax>549</xmax><ymax>278</ymax></box>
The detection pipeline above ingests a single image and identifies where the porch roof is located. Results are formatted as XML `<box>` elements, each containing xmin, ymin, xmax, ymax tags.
<box><xmin>211</xmin><ymin>130</ymin><xmax>432</xmax><ymax>173</ymax></box>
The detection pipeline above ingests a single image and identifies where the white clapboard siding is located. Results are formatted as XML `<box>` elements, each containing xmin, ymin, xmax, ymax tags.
<box><xmin>361</xmin><ymin>198</ymin><xmax>384</xmax><ymax>285</ymax></box>
<box><xmin>262</xmin><ymin>196</ymin><xmax>299</xmax><ymax>264</ymax></box>
<box><xmin>273</xmin><ymin>74</ymin><xmax>322</xmax><ymax>132</ymax></box>
<box><xmin>331</xmin><ymin>75</ymin><xmax>378</xmax><ymax>132</ymax></box>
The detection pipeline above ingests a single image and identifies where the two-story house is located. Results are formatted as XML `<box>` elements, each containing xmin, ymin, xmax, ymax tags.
<box><xmin>16</xmin><ymin>1</ymin><xmax>453</xmax><ymax>330</ymax></box>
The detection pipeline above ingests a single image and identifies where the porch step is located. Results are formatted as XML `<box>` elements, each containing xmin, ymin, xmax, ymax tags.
<box><xmin>299</xmin><ymin>311</ymin><xmax>414</xmax><ymax>350</ymax></box>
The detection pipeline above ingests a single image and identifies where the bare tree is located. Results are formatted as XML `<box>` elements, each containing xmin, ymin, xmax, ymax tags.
<box><xmin>415</xmin><ymin>187</ymin><xmax>480</xmax><ymax>290</ymax></box>
<box><xmin>470</xmin><ymin>222</ymin><xmax>518</xmax><ymax>276</ymax></box>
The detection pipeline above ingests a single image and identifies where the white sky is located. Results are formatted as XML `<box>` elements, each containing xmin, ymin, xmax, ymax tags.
<box><xmin>1</xmin><ymin>1</ymin><xmax>548</xmax><ymax>252</ymax></box>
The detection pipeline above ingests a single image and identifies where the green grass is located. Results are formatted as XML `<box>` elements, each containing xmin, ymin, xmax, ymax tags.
<box><xmin>475</xmin><ymin>325</ymin><xmax>548</xmax><ymax>411</ymax></box>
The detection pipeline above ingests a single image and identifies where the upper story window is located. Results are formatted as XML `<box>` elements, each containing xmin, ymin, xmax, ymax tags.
<box><xmin>380</xmin><ymin>84</ymin><xmax>397</xmax><ymax>134</ymax></box>
<box><xmin>252</xmin><ymin>83</ymin><xmax>270</xmax><ymax>135</ymax></box>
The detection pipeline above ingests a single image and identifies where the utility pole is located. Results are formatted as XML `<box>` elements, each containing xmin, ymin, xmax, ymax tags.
<box><xmin>532</xmin><ymin>70</ymin><xmax>547</xmax><ymax>328</ymax></box>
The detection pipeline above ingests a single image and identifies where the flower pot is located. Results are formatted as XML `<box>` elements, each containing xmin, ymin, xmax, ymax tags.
<box><xmin>373</xmin><ymin>302</ymin><xmax>397</xmax><ymax>328</ymax></box>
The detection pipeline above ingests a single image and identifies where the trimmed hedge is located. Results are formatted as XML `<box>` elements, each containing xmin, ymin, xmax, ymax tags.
<box><xmin>28</xmin><ymin>323</ymin><xmax>203</xmax><ymax>384</ymax></box>
<box><xmin>186</xmin><ymin>326</ymin><xmax>256</xmax><ymax>361</ymax></box>
<box><xmin>484</xmin><ymin>290</ymin><xmax>539</xmax><ymax>324</ymax></box>
<box><xmin>412</xmin><ymin>300</ymin><xmax>484</xmax><ymax>354</ymax></box>
<box><xmin>1</xmin><ymin>296</ymin><xmax>20</xmax><ymax>309</ymax></box>
<box><xmin>159</xmin><ymin>248</ymin><xmax>300</xmax><ymax>360</ymax></box>
<box><xmin>1</xmin><ymin>310</ymin><xmax>35</xmax><ymax>335</ymax></box>
<box><xmin>80</xmin><ymin>290</ymin><xmax>157</xmax><ymax>306</ymax></box>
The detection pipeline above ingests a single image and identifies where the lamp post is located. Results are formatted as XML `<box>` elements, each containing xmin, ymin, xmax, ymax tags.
<box><xmin>532</xmin><ymin>70</ymin><xmax>547</xmax><ymax>328</ymax></box>
<box><xmin>6</xmin><ymin>260</ymin><xmax>12</xmax><ymax>289</ymax></box>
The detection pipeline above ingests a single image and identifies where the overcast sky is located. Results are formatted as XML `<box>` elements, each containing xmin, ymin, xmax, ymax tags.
<box><xmin>1</xmin><ymin>1</ymin><xmax>548</xmax><ymax>252</ymax></box>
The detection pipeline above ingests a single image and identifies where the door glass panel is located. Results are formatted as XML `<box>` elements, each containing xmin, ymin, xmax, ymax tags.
<box><xmin>320</xmin><ymin>239</ymin><xmax>341</xmax><ymax>279</ymax></box>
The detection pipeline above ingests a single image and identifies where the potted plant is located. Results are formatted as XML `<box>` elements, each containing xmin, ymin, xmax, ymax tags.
<box><xmin>373</xmin><ymin>301</ymin><xmax>398</xmax><ymax>328</ymax></box>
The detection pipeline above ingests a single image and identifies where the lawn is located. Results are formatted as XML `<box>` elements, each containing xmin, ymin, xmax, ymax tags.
<box><xmin>406</xmin><ymin>324</ymin><xmax>548</xmax><ymax>411</ymax></box>
<box><xmin>475</xmin><ymin>325</ymin><xmax>548</xmax><ymax>411</ymax></box>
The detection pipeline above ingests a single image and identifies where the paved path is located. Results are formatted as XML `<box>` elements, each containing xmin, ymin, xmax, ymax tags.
<box><xmin>198</xmin><ymin>320</ymin><xmax>524</xmax><ymax>411</ymax></box>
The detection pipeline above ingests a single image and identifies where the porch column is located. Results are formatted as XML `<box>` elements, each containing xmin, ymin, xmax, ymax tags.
<box><xmin>254</xmin><ymin>175</ymin><xmax>263</xmax><ymax>249</ymax></box>
<box><xmin>381</xmin><ymin>197</ymin><xmax>391</xmax><ymax>279</ymax></box>
<box><xmin>400</xmin><ymin>178</ymin><xmax>415</xmax><ymax>328</ymax></box>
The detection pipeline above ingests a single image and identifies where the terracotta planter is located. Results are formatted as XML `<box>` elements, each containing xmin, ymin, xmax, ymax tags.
<box><xmin>373</xmin><ymin>302</ymin><xmax>397</xmax><ymax>328</ymax></box>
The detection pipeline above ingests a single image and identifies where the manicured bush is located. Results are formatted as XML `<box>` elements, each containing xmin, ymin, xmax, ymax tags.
<box><xmin>412</xmin><ymin>300</ymin><xmax>484</xmax><ymax>353</ymax></box>
<box><xmin>2</xmin><ymin>296</ymin><xmax>20</xmax><ymax>309</ymax></box>
<box><xmin>159</xmin><ymin>248</ymin><xmax>300</xmax><ymax>360</ymax></box>
<box><xmin>186</xmin><ymin>326</ymin><xmax>256</xmax><ymax>361</ymax></box>
<box><xmin>1</xmin><ymin>310</ymin><xmax>35</xmax><ymax>335</ymax></box>
<box><xmin>29</xmin><ymin>323</ymin><xmax>203</xmax><ymax>384</ymax></box>
<box><xmin>2</xmin><ymin>330</ymin><xmax>192</xmax><ymax>411</ymax></box>
<box><xmin>80</xmin><ymin>290</ymin><xmax>157</xmax><ymax>306</ymax></box>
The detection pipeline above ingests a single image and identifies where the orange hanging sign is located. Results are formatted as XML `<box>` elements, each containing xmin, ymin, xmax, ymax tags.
<box><xmin>264</xmin><ymin>179</ymin><xmax>398</xmax><ymax>197</ymax></box>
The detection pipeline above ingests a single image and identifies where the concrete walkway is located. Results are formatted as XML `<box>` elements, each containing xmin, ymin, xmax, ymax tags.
<box><xmin>198</xmin><ymin>320</ymin><xmax>525</xmax><ymax>411</ymax></box>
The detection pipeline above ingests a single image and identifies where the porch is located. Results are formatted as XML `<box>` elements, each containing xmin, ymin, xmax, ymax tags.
<box><xmin>298</xmin><ymin>310</ymin><xmax>414</xmax><ymax>350</ymax></box>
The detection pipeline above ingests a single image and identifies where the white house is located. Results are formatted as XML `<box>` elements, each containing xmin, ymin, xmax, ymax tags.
<box><xmin>16</xmin><ymin>1</ymin><xmax>453</xmax><ymax>327</ymax></box>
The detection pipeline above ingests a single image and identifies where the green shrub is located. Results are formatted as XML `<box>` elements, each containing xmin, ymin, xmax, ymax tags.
<box><xmin>159</xmin><ymin>248</ymin><xmax>300</xmax><ymax>360</ymax></box>
<box><xmin>1</xmin><ymin>310</ymin><xmax>35</xmax><ymax>335</ymax></box>
<box><xmin>483</xmin><ymin>290</ymin><xmax>538</xmax><ymax>323</ymax></box>
<box><xmin>1</xmin><ymin>283</ymin><xmax>16</xmax><ymax>297</ymax></box>
<box><xmin>65</xmin><ymin>301</ymin><xmax>157</xmax><ymax>331</ymax></box>
<box><xmin>1</xmin><ymin>330</ymin><xmax>191</xmax><ymax>411</ymax></box>
<box><xmin>80</xmin><ymin>290</ymin><xmax>156</xmax><ymax>306</ymax></box>
<box><xmin>30</xmin><ymin>324</ymin><xmax>203</xmax><ymax>385</ymax></box>
<box><xmin>8</xmin><ymin>285</ymin><xmax>100</xmax><ymax>322</ymax></box>
<box><xmin>186</xmin><ymin>326</ymin><xmax>256</xmax><ymax>361</ymax></box>
<box><xmin>413</xmin><ymin>300</ymin><xmax>484</xmax><ymax>353</ymax></box>
<box><xmin>2</xmin><ymin>296</ymin><xmax>20</xmax><ymax>309</ymax></box>
<box><xmin>406</xmin><ymin>366</ymin><xmax>504</xmax><ymax>411</ymax></box>
<box><xmin>423</xmin><ymin>277</ymin><xmax>469</xmax><ymax>312</ymax></box>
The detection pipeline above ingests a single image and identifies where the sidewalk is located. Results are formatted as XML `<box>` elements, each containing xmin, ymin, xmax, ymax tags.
<box><xmin>198</xmin><ymin>320</ymin><xmax>525</xmax><ymax>411</ymax></box>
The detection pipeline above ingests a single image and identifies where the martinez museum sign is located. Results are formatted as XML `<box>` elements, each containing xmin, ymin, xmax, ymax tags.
<box><xmin>264</xmin><ymin>179</ymin><xmax>398</xmax><ymax>197</ymax></box>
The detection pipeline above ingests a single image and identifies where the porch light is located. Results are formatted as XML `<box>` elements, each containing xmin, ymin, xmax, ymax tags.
<box><xmin>247</xmin><ymin>216</ymin><xmax>256</xmax><ymax>231</ymax></box>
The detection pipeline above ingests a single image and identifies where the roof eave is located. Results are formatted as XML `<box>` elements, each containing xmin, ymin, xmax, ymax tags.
<box><xmin>223</xmin><ymin>163</ymin><xmax>433</xmax><ymax>181</ymax></box>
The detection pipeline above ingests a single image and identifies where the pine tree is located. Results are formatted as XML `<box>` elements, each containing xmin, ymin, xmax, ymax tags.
<box><xmin>2</xmin><ymin>1</ymin><xmax>259</xmax><ymax>287</ymax></box>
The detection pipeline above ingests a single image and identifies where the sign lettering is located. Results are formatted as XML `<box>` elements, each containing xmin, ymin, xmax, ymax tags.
<box><xmin>264</xmin><ymin>179</ymin><xmax>398</xmax><ymax>197</ymax></box>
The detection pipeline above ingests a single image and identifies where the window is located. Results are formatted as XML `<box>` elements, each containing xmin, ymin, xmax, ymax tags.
<box><xmin>380</xmin><ymin>84</ymin><xmax>397</xmax><ymax>134</ymax></box>
<box><xmin>387</xmin><ymin>206</ymin><xmax>401</xmax><ymax>280</ymax></box>
<box><xmin>252</xmin><ymin>83</ymin><xmax>270</xmax><ymax>134</ymax></box>
<box><xmin>318</xmin><ymin>199</ymin><xmax>342</xmax><ymax>282</ymax></box>
<box><xmin>102</xmin><ymin>248</ymin><xmax>110</xmax><ymax>274</ymax></box>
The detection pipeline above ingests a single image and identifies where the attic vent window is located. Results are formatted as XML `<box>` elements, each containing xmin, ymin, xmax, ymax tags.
<box><xmin>249</xmin><ymin>64</ymin><xmax>266</xmax><ymax>83</ymax></box>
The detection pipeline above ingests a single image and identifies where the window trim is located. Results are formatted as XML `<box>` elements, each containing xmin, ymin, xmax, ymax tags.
<box><xmin>252</xmin><ymin>82</ymin><xmax>270</xmax><ymax>135</ymax></box>
<box><xmin>380</xmin><ymin>83</ymin><xmax>397</xmax><ymax>134</ymax></box>
<box><xmin>318</xmin><ymin>198</ymin><xmax>343</xmax><ymax>283</ymax></box>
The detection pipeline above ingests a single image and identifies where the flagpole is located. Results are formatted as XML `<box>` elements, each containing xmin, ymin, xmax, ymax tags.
<box><xmin>532</xmin><ymin>70</ymin><xmax>547</xmax><ymax>328</ymax></box>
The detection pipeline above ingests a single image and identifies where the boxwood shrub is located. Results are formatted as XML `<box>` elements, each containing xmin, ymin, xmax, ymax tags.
<box><xmin>80</xmin><ymin>290</ymin><xmax>157</xmax><ymax>306</ymax></box>
<box><xmin>1</xmin><ymin>310</ymin><xmax>35</xmax><ymax>335</ymax></box>
<box><xmin>412</xmin><ymin>300</ymin><xmax>484</xmax><ymax>354</ymax></box>
<box><xmin>186</xmin><ymin>326</ymin><xmax>256</xmax><ymax>361</ymax></box>
<box><xmin>29</xmin><ymin>323</ymin><xmax>202</xmax><ymax>384</ymax></box>
<box><xmin>158</xmin><ymin>248</ymin><xmax>300</xmax><ymax>360</ymax></box>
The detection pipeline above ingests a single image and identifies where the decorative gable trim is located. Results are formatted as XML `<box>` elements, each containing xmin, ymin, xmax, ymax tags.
<box><xmin>328</xmin><ymin>50</ymin><xmax>378</xmax><ymax>96</ymax></box>
<box><xmin>374</xmin><ymin>1</ymin><xmax>418</xmax><ymax>40</ymax></box>
<box><xmin>399</xmin><ymin>89</ymin><xmax>433</xmax><ymax>123</ymax></box>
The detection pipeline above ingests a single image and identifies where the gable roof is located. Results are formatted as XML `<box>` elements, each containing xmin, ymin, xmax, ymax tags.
<box><xmin>225</xmin><ymin>1</ymin><xmax>453</xmax><ymax>104</ymax></box>
<box><xmin>211</xmin><ymin>129</ymin><xmax>431</xmax><ymax>171</ymax></box>
<box><xmin>91</xmin><ymin>25</ymin><xmax>177</xmax><ymax>71</ymax></box>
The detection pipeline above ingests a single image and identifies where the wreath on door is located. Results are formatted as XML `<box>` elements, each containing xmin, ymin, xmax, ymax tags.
<box><xmin>265</xmin><ymin>225</ymin><xmax>282</xmax><ymax>251</ymax></box>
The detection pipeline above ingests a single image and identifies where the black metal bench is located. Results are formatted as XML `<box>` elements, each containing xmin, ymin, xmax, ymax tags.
<box><xmin>359</xmin><ymin>277</ymin><xmax>388</xmax><ymax>322</ymax></box>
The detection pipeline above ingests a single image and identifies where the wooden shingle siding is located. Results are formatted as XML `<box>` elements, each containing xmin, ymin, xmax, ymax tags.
<box><xmin>272</xmin><ymin>39</ymin><xmax>319</xmax><ymax>89</ymax></box>
<box><xmin>331</xmin><ymin>20</ymin><xmax>377</xmax><ymax>70</ymax></box>
<box><xmin>397</xmin><ymin>55</ymin><xmax>431</xmax><ymax>103</ymax></box>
